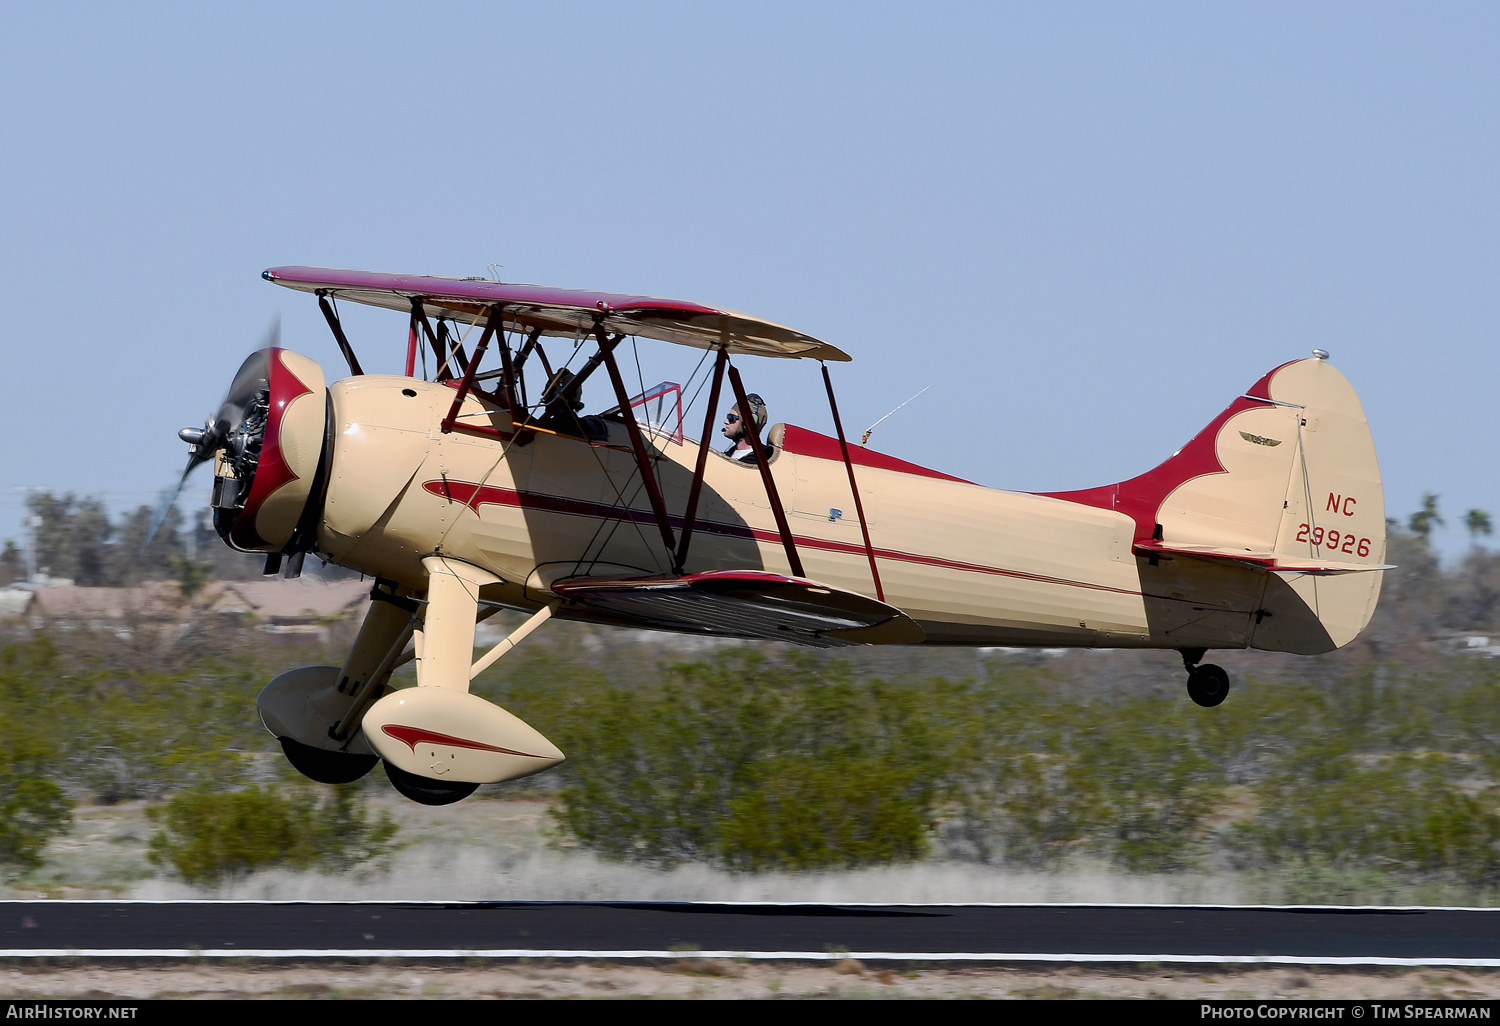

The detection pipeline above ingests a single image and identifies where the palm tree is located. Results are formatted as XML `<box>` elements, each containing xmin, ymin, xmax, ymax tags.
<box><xmin>1408</xmin><ymin>493</ymin><xmax>1444</xmax><ymax>540</ymax></box>
<box><xmin>1464</xmin><ymin>508</ymin><xmax>1493</xmax><ymax>548</ymax></box>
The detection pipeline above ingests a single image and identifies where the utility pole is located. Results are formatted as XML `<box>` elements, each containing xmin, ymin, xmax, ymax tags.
<box><xmin>27</xmin><ymin>515</ymin><xmax>39</xmax><ymax>583</ymax></box>
<box><xmin>13</xmin><ymin>486</ymin><xmax>40</xmax><ymax>585</ymax></box>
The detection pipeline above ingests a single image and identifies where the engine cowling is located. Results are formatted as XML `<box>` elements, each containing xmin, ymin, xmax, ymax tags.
<box><xmin>211</xmin><ymin>348</ymin><xmax>329</xmax><ymax>552</ymax></box>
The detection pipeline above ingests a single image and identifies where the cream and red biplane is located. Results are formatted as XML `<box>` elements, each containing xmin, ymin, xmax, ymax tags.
<box><xmin>170</xmin><ymin>267</ymin><xmax>1388</xmax><ymax>804</ymax></box>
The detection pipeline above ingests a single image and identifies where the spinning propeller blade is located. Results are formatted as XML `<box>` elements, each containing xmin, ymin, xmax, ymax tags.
<box><xmin>143</xmin><ymin>467</ymin><xmax>193</xmax><ymax>549</ymax></box>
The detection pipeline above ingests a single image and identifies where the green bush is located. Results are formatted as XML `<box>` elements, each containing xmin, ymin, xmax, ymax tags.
<box><xmin>502</xmin><ymin>649</ymin><xmax>946</xmax><ymax>870</ymax></box>
<box><xmin>0</xmin><ymin>745</ymin><xmax>74</xmax><ymax>874</ymax></box>
<box><xmin>147</xmin><ymin>784</ymin><xmax>399</xmax><ymax>885</ymax></box>
<box><xmin>1232</xmin><ymin>751</ymin><xmax>1500</xmax><ymax>884</ymax></box>
<box><xmin>718</xmin><ymin>755</ymin><xmax>933</xmax><ymax>870</ymax></box>
<box><xmin>940</xmin><ymin>673</ymin><xmax>1097</xmax><ymax>867</ymax></box>
<box><xmin>1073</xmin><ymin>698</ymin><xmax>1225</xmax><ymax>871</ymax></box>
<box><xmin>0</xmin><ymin>640</ymin><xmax>75</xmax><ymax>873</ymax></box>
<box><xmin>13</xmin><ymin>608</ymin><xmax>1500</xmax><ymax>891</ymax></box>
<box><xmin>0</xmin><ymin>634</ymin><xmax>281</xmax><ymax>804</ymax></box>
<box><xmin>940</xmin><ymin>674</ymin><xmax>1225</xmax><ymax>871</ymax></box>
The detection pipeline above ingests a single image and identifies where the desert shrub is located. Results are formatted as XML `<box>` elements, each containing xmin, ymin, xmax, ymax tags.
<box><xmin>1074</xmin><ymin>697</ymin><xmax>1225</xmax><ymax>871</ymax></box>
<box><xmin>0</xmin><ymin>631</ymin><xmax>398</xmax><ymax>884</ymax></box>
<box><xmin>0</xmin><ymin>639</ymin><xmax>75</xmax><ymax>873</ymax></box>
<box><xmin>939</xmin><ymin>673</ymin><xmax>1098</xmax><ymax>867</ymax></box>
<box><xmin>717</xmin><ymin>755</ymin><xmax>933</xmax><ymax>870</ymax></box>
<box><xmin>0</xmin><ymin>740</ymin><xmax>74</xmax><ymax>874</ymax></box>
<box><xmin>944</xmin><ymin>739</ymin><xmax>1091</xmax><ymax>867</ymax></box>
<box><xmin>502</xmin><ymin>649</ymin><xmax>947</xmax><ymax>870</ymax></box>
<box><xmin>147</xmin><ymin>784</ymin><xmax>399</xmax><ymax>885</ymax></box>
<box><xmin>1231</xmin><ymin>749</ymin><xmax>1500</xmax><ymax>884</ymax></box>
<box><xmin>0</xmin><ymin>633</ymin><xmax>308</xmax><ymax>803</ymax></box>
<box><xmin>61</xmin><ymin>663</ymin><xmax>271</xmax><ymax>802</ymax></box>
<box><xmin>501</xmin><ymin>652</ymin><xmax>1233</xmax><ymax>873</ymax></box>
<box><xmin>1196</xmin><ymin>662</ymin><xmax>1500</xmax><ymax>886</ymax></box>
<box><xmin>940</xmin><ymin>673</ymin><xmax>1225</xmax><ymax>871</ymax></box>
<box><xmin>503</xmin><ymin>650</ymin><xmax>1228</xmax><ymax>872</ymax></box>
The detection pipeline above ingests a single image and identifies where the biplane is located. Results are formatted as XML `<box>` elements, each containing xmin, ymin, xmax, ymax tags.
<box><xmin>170</xmin><ymin>266</ymin><xmax>1389</xmax><ymax>804</ymax></box>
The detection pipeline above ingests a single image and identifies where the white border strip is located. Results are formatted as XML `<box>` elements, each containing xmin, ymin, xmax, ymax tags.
<box><xmin>0</xmin><ymin>950</ymin><xmax>1497</xmax><ymax>966</ymax></box>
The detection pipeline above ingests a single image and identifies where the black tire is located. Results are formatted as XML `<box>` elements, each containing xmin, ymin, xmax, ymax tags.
<box><xmin>278</xmin><ymin>736</ymin><xmax>378</xmax><ymax>784</ymax></box>
<box><xmin>383</xmin><ymin>760</ymin><xmax>479</xmax><ymax>806</ymax></box>
<box><xmin>1186</xmin><ymin>664</ymin><xmax>1231</xmax><ymax>707</ymax></box>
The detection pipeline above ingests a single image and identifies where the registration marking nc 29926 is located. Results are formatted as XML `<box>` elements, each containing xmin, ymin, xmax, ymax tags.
<box><xmin>1296</xmin><ymin>523</ymin><xmax>1371</xmax><ymax>557</ymax></box>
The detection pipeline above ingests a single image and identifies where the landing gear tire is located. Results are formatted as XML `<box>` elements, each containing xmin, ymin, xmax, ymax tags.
<box><xmin>278</xmin><ymin>737</ymin><xmax>378</xmax><ymax>784</ymax></box>
<box><xmin>1186</xmin><ymin>664</ymin><xmax>1231</xmax><ymax>707</ymax></box>
<box><xmin>383</xmin><ymin>761</ymin><xmax>479</xmax><ymax>806</ymax></box>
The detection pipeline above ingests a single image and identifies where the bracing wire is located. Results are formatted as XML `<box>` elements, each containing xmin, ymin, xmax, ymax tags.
<box><xmin>433</xmin><ymin>331</ymin><xmax>666</xmax><ymax>573</ymax></box>
<box><xmin>631</xmin><ymin>337</ymin><xmax>646</xmax><ymax>403</ymax></box>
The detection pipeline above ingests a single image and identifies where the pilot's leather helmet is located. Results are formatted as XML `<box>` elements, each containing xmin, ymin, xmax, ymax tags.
<box><xmin>543</xmin><ymin>368</ymin><xmax>585</xmax><ymax>411</ymax></box>
<box><xmin>743</xmin><ymin>393</ymin><xmax>768</xmax><ymax>430</ymax></box>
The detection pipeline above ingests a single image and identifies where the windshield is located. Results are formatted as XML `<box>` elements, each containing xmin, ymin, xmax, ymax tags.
<box><xmin>602</xmin><ymin>381</ymin><xmax>683</xmax><ymax>444</ymax></box>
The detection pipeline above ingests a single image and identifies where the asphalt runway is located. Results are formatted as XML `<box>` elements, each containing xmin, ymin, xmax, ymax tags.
<box><xmin>2</xmin><ymin>901</ymin><xmax>1499</xmax><ymax>965</ymax></box>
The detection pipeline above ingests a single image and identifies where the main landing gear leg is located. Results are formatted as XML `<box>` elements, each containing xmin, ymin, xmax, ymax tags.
<box><xmin>363</xmin><ymin>556</ymin><xmax>564</xmax><ymax>806</ymax></box>
<box><xmin>1180</xmin><ymin>648</ymin><xmax>1231</xmax><ymax>708</ymax></box>
<box><xmin>258</xmin><ymin>590</ymin><xmax>416</xmax><ymax>785</ymax></box>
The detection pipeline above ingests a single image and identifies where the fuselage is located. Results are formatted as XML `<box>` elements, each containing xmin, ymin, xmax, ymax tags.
<box><xmin>315</xmin><ymin>375</ymin><xmax>1282</xmax><ymax>651</ymax></box>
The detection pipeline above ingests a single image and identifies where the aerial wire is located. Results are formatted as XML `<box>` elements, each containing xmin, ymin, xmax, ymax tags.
<box><xmin>860</xmin><ymin>383</ymin><xmax>933</xmax><ymax>447</ymax></box>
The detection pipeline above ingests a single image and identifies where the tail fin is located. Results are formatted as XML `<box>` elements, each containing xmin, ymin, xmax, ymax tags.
<box><xmin>1042</xmin><ymin>357</ymin><xmax>1385</xmax><ymax>652</ymax></box>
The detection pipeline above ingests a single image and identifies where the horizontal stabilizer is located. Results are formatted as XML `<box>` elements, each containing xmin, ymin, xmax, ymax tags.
<box><xmin>1133</xmin><ymin>541</ymin><xmax>1394</xmax><ymax>576</ymax></box>
<box><xmin>550</xmin><ymin>569</ymin><xmax>924</xmax><ymax>646</ymax></box>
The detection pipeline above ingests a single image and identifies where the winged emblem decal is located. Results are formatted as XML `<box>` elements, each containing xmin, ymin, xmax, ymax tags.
<box><xmin>1239</xmin><ymin>431</ymin><xmax>1282</xmax><ymax>447</ymax></box>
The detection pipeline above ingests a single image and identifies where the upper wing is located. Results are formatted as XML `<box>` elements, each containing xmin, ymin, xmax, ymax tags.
<box><xmin>549</xmin><ymin>570</ymin><xmax>924</xmax><ymax>647</ymax></box>
<box><xmin>263</xmin><ymin>266</ymin><xmax>849</xmax><ymax>362</ymax></box>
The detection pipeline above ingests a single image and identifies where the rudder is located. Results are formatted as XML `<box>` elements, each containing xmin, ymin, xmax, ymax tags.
<box><xmin>1043</xmin><ymin>356</ymin><xmax>1385</xmax><ymax>653</ymax></box>
<box><xmin>1256</xmin><ymin>358</ymin><xmax>1386</xmax><ymax>651</ymax></box>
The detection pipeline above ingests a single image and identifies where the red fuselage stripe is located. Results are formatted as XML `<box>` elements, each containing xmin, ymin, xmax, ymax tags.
<box><xmin>421</xmin><ymin>480</ymin><xmax>1143</xmax><ymax>599</ymax></box>
<box><xmin>381</xmin><ymin>722</ymin><xmax>542</xmax><ymax>759</ymax></box>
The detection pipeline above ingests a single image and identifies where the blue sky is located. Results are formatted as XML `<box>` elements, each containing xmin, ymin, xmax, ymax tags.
<box><xmin>1</xmin><ymin>3</ymin><xmax>1495</xmax><ymax>561</ymax></box>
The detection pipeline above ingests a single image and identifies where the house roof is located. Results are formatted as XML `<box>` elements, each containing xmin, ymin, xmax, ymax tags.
<box><xmin>25</xmin><ymin>582</ymin><xmax>187</xmax><ymax>621</ymax></box>
<box><xmin>21</xmin><ymin>578</ymin><xmax>370</xmax><ymax>623</ymax></box>
<box><xmin>211</xmin><ymin>578</ymin><xmax>370</xmax><ymax>620</ymax></box>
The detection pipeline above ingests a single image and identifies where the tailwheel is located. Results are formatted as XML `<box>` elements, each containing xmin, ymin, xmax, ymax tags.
<box><xmin>278</xmin><ymin>737</ymin><xmax>378</xmax><ymax>784</ymax></box>
<box><xmin>383</xmin><ymin>760</ymin><xmax>479</xmax><ymax>806</ymax></box>
<box><xmin>1186</xmin><ymin>664</ymin><xmax>1231</xmax><ymax>707</ymax></box>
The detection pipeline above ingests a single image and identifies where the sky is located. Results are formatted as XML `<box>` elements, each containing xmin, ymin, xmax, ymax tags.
<box><xmin>1</xmin><ymin>2</ymin><xmax>1495</xmax><ymax>563</ymax></box>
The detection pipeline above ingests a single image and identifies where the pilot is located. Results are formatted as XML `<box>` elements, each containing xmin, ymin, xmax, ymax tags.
<box><xmin>722</xmin><ymin>393</ymin><xmax>772</xmax><ymax>464</ymax></box>
<box><xmin>538</xmin><ymin>368</ymin><xmax>609</xmax><ymax>442</ymax></box>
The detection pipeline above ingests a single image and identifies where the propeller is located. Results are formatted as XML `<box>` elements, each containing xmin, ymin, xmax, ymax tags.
<box><xmin>144</xmin><ymin>319</ymin><xmax>279</xmax><ymax>548</ymax></box>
